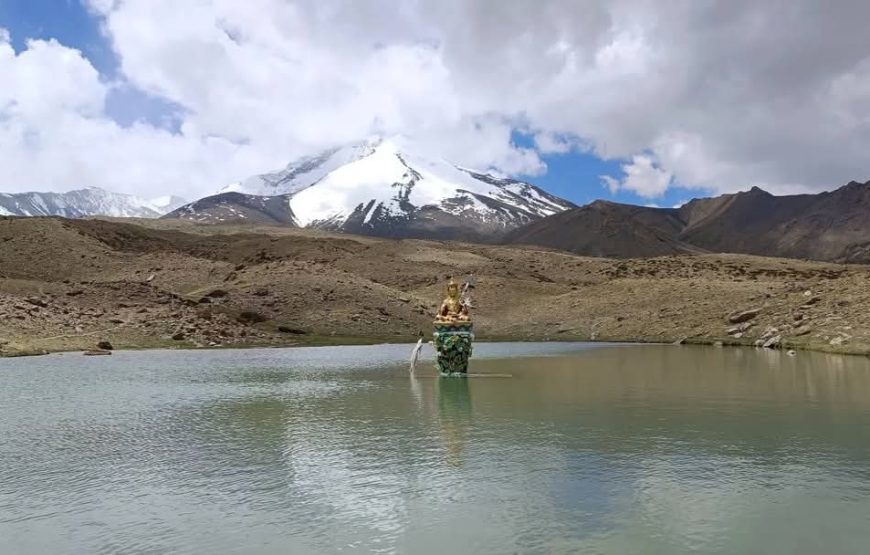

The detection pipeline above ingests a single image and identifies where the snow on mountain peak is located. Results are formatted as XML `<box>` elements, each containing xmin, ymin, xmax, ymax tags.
<box><xmin>220</xmin><ymin>137</ymin><xmax>386</xmax><ymax>198</ymax></box>
<box><xmin>219</xmin><ymin>136</ymin><xmax>576</xmax><ymax>230</ymax></box>
<box><xmin>0</xmin><ymin>188</ymin><xmax>187</xmax><ymax>218</ymax></box>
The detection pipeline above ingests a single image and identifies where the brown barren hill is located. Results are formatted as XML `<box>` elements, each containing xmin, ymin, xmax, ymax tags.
<box><xmin>680</xmin><ymin>181</ymin><xmax>870</xmax><ymax>262</ymax></box>
<box><xmin>506</xmin><ymin>180</ymin><xmax>870</xmax><ymax>263</ymax></box>
<box><xmin>2</xmin><ymin>215</ymin><xmax>870</xmax><ymax>357</ymax></box>
<box><xmin>503</xmin><ymin>200</ymin><xmax>702</xmax><ymax>258</ymax></box>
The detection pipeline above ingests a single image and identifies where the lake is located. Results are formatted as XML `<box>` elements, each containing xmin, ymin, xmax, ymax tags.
<box><xmin>2</xmin><ymin>343</ymin><xmax>870</xmax><ymax>554</ymax></box>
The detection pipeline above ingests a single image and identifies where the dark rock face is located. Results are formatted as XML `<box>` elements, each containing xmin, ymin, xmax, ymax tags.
<box><xmin>165</xmin><ymin>192</ymin><xmax>297</xmax><ymax>225</ymax></box>
<box><xmin>505</xmin><ymin>180</ymin><xmax>870</xmax><ymax>262</ymax></box>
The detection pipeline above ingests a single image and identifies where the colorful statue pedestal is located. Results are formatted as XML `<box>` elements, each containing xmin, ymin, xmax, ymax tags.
<box><xmin>433</xmin><ymin>322</ymin><xmax>474</xmax><ymax>376</ymax></box>
<box><xmin>433</xmin><ymin>277</ymin><xmax>474</xmax><ymax>377</ymax></box>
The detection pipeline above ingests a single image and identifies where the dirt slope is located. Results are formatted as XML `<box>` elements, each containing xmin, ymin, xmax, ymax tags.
<box><xmin>1</xmin><ymin>216</ymin><xmax>869</xmax><ymax>356</ymax></box>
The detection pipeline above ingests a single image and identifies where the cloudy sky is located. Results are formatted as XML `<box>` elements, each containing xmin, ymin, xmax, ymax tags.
<box><xmin>0</xmin><ymin>0</ymin><xmax>869</xmax><ymax>206</ymax></box>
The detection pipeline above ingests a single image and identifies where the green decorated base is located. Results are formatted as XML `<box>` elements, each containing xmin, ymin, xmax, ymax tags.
<box><xmin>433</xmin><ymin>322</ymin><xmax>474</xmax><ymax>376</ymax></box>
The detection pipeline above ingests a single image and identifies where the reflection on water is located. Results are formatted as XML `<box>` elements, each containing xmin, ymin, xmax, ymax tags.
<box><xmin>437</xmin><ymin>378</ymin><xmax>472</xmax><ymax>467</ymax></box>
<box><xmin>1</xmin><ymin>343</ymin><xmax>870</xmax><ymax>554</ymax></box>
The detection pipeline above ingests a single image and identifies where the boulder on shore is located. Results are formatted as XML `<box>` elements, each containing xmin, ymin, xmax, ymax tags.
<box><xmin>762</xmin><ymin>335</ymin><xmax>782</xmax><ymax>349</ymax></box>
<box><xmin>237</xmin><ymin>311</ymin><xmax>267</xmax><ymax>324</ymax></box>
<box><xmin>728</xmin><ymin>308</ymin><xmax>761</xmax><ymax>324</ymax></box>
<box><xmin>727</xmin><ymin>321</ymin><xmax>754</xmax><ymax>335</ymax></box>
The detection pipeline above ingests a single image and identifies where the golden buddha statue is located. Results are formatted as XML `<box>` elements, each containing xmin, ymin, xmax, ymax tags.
<box><xmin>435</xmin><ymin>278</ymin><xmax>471</xmax><ymax>324</ymax></box>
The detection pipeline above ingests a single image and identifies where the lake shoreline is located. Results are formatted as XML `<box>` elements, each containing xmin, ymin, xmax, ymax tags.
<box><xmin>3</xmin><ymin>332</ymin><xmax>869</xmax><ymax>359</ymax></box>
<box><xmin>4</xmin><ymin>218</ymin><xmax>870</xmax><ymax>361</ymax></box>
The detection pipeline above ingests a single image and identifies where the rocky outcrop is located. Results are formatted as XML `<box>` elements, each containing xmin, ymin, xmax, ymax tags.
<box><xmin>728</xmin><ymin>308</ymin><xmax>762</xmax><ymax>324</ymax></box>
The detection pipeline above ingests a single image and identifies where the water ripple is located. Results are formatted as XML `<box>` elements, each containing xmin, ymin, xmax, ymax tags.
<box><xmin>2</xmin><ymin>344</ymin><xmax>870</xmax><ymax>553</ymax></box>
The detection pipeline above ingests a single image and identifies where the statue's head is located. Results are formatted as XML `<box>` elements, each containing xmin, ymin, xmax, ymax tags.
<box><xmin>446</xmin><ymin>278</ymin><xmax>460</xmax><ymax>299</ymax></box>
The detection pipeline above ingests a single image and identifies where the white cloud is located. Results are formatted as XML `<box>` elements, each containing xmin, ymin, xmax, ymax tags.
<box><xmin>602</xmin><ymin>155</ymin><xmax>672</xmax><ymax>198</ymax></box>
<box><xmin>0</xmin><ymin>31</ymin><xmax>273</xmax><ymax>196</ymax></box>
<box><xmin>0</xmin><ymin>37</ymin><xmax>104</xmax><ymax>119</ymax></box>
<box><xmin>2</xmin><ymin>1</ymin><xmax>870</xmax><ymax>199</ymax></box>
<box><xmin>533</xmin><ymin>132</ymin><xmax>573</xmax><ymax>154</ymax></box>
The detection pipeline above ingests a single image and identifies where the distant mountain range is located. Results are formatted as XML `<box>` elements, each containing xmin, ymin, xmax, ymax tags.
<box><xmin>505</xmin><ymin>180</ymin><xmax>870</xmax><ymax>263</ymax></box>
<box><xmin>165</xmin><ymin>136</ymin><xmax>576</xmax><ymax>241</ymax></box>
<box><xmin>0</xmin><ymin>187</ymin><xmax>186</xmax><ymax>219</ymax></box>
<box><xmin>4</xmin><ymin>139</ymin><xmax>870</xmax><ymax>264</ymax></box>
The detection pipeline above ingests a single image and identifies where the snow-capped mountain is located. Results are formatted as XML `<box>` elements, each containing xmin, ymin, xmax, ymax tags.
<box><xmin>0</xmin><ymin>188</ymin><xmax>186</xmax><ymax>219</ymax></box>
<box><xmin>170</xmin><ymin>137</ymin><xmax>575</xmax><ymax>240</ymax></box>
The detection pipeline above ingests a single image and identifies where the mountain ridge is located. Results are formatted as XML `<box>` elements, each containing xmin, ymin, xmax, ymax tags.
<box><xmin>506</xmin><ymin>180</ymin><xmax>870</xmax><ymax>262</ymax></box>
<box><xmin>167</xmin><ymin>136</ymin><xmax>576</xmax><ymax>241</ymax></box>
<box><xmin>0</xmin><ymin>187</ymin><xmax>186</xmax><ymax>219</ymax></box>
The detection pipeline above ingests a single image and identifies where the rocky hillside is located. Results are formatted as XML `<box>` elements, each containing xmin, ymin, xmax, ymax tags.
<box><xmin>168</xmin><ymin>192</ymin><xmax>297</xmax><ymax>225</ymax></box>
<box><xmin>506</xmin><ymin>180</ymin><xmax>870</xmax><ymax>262</ymax></box>
<box><xmin>504</xmin><ymin>200</ymin><xmax>702</xmax><ymax>258</ymax></box>
<box><xmin>2</xmin><ymin>216</ymin><xmax>869</xmax><ymax>357</ymax></box>
<box><xmin>679</xmin><ymin>182</ymin><xmax>870</xmax><ymax>261</ymax></box>
<box><xmin>166</xmin><ymin>137</ymin><xmax>575</xmax><ymax>241</ymax></box>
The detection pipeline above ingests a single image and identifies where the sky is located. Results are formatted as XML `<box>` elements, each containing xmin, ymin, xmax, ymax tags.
<box><xmin>0</xmin><ymin>0</ymin><xmax>869</xmax><ymax>208</ymax></box>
